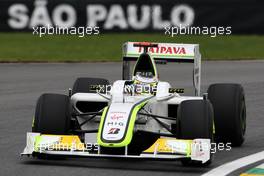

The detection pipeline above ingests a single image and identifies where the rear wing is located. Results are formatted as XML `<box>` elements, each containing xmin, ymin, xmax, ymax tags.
<box><xmin>122</xmin><ymin>42</ymin><xmax>201</xmax><ymax>96</ymax></box>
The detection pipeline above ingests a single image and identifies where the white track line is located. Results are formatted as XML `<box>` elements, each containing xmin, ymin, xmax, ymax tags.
<box><xmin>202</xmin><ymin>150</ymin><xmax>264</xmax><ymax>176</ymax></box>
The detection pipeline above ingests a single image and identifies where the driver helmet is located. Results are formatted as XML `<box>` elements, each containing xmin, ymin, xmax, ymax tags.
<box><xmin>132</xmin><ymin>72</ymin><xmax>158</xmax><ymax>94</ymax></box>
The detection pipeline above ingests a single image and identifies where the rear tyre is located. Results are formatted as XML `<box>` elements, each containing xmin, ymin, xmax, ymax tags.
<box><xmin>72</xmin><ymin>77</ymin><xmax>109</xmax><ymax>113</ymax></box>
<box><xmin>208</xmin><ymin>83</ymin><xmax>246</xmax><ymax>146</ymax></box>
<box><xmin>72</xmin><ymin>77</ymin><xmax>109</xmax><ymax>94</ymax></box>
<box><xmin>177</xmin><ymin>100</ymin><xmax>214</xmax><ymax>166</ymax></box>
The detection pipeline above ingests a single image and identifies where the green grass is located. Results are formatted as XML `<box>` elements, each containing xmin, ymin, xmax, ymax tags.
<box><xmin>0</xmin><ymin>33</ymin><xmax>263</xmax><ymax>62</ymax></box>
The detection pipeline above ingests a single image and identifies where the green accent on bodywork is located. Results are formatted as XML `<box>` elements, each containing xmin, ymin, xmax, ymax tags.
<box><xmin>152</xmin><ymin>56</ymin><xmax>158</xmax><ymax>77</ymax></box>
<box><xmin>32</xmin><ymin>117</ymin><xmax>35</xmax><ymax>128</ymax></box>
<box><xmin>97</xmin><ymin>107</ymin><xmax>109</xmax><ymax>146</ymax></box>
<box><xmin>98</xmin><ymin>98</ymin><xmax>151</xmax><ymax>147</ymax></box>
<box><xmin>186</xmin><ymin>140</ymin><xmax>192</xmax><ymax>157</ymax></box>
<box><xmin>34</xmin><ymin>135</ymin><xmax>42</xmax><ymax>152</ymax></box>
<box><xmin>213</xmin><ymin>121</ymin><xmax>215</xmax><ymax>134</ymax></box>
<box><xmin>121</xmin><ymin>100</ymin><xmax>148</xmax><ymax>146</ymax></box>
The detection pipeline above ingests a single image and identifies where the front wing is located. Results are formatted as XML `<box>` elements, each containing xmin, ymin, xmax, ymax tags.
<box><xmin>21</xmin><ymin>132</ymin><xmax>211</xmax><ymax>163</ymax></box>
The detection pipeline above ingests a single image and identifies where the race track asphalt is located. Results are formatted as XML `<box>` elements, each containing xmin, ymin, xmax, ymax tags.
<box><xmin>0</xmin><ymin>61</ymin><xmax>263</xmax><ymax>176</ymax></box>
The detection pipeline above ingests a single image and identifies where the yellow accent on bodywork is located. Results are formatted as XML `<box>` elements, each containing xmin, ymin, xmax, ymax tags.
<box><xmin>143</xmin><ymin>138</ymin><xmax>193</xmax><ymax>156</ymax></box>
<box><xmin>34</xmin><ymin>135</ymin><xmax>85</xmax><ymax>152</ymax></box>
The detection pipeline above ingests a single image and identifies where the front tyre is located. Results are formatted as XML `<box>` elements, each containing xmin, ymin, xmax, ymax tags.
<box><xmin>32</xmin><ymin>93</ymin><xmax>70</xmax><ymax>159</ymax></box>
<box><xmin>208</xmin><ymin>83</ymin><xmax>246</xmax><ymax>146</ymax></box>
<box><xmin>176</xmin><ymin>100</ymin><xmax>214</xmax><ymax>166</ymax></box>
<box><xmin>32</xmin><ymin>93</ymin><xmax>70</xmax><ymax>134</ymax></box>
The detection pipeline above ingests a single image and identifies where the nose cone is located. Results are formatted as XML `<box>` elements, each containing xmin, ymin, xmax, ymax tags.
<box><xmin>133</xmin><ymin>53</ymin><xmax>158</xmax><ymax>78</ymax></box>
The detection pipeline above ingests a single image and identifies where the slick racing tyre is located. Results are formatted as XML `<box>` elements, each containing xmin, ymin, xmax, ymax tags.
<box><xmin>208</xmin><ymin>83</ymin><xmax>246</xmax><ymax>146</ymax></box>
<box><xmin>32</xmin><ymin>93</ymin><xmax>70</xmax><ymax>159</ymax></box>
<box><xmin>177</xmin><ymin>100</ymin><xmax>214</xmax><ymax>166</ymax></box>
<box><xmin>72</xmin><ymin>77</ymin><xmax>109</xmax><ymax>94</ymax></box>
<box><xmin>32</xmin><ymin>93</ymin><xmax>70</xmax><ymax>134</ymax></box>
<box><xmin>72</xmin><ymin>77</ymin><xmax>109</xmax><ymax>113</ymax></box>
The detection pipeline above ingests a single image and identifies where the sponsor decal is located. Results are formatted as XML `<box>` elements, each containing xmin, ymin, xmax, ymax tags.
<box><xmin>168</xmin><ymin>88</ymin><xmax>184</xmax><ymax>94</ymax></box>
<box><xmin>108</xmin><ymin>128</ymin><xmax>120</xmax><ymax>134</ymax></box>
<box><xmin>138</xmin><ymin>46</ymin><xmax>186</xmax><ymax>55</ymax></box>
<box><xmin>107</xmin><ymin>122</ymin><xmax>124</xmax><ymax>126</ymax></box>
<box><xmin>110</xmin><ymin>112</ymin><xmax>125</xmax><ymax>120</ymax></box>
<box><xmin>107</xmin><ymin>112</ymin><xmax>125</xmax><ymax>127</ymax></box>
<box><xmin>101</xmin><ymin>106</ymin><xmax>130</xmax><ymax>141</ymax></box>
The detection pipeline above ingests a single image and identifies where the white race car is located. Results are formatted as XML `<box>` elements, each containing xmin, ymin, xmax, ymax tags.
<box><xmin>22</xmin><ymin>42</ymin><xmax>246</xmax><ymax>166</ymax></box>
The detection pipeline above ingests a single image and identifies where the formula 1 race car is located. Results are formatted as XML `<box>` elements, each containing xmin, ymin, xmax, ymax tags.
<box><xmin>21</xmin><ymin>42</ymin><xmax>246</xmax><ymax>166</ymax></box>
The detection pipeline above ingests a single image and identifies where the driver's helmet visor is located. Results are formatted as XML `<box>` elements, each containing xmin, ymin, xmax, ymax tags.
<box><xmin>136</xmin><ymin>71</ymin><xmax>154</xmax><ymax>78</ymax></box>
<box><xmin>134</xmin><ymin>72</ymin><xmax>157</xmax><ymax>84</ymax></box>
